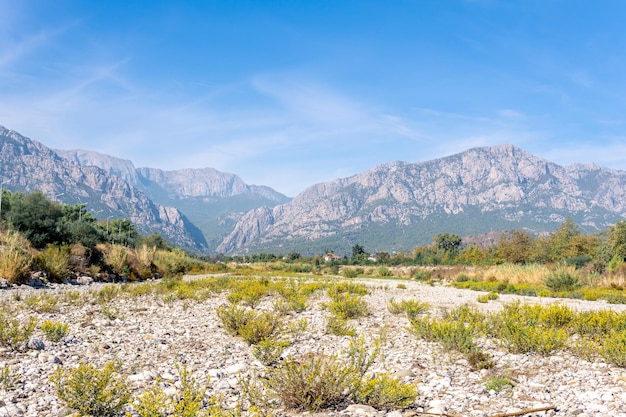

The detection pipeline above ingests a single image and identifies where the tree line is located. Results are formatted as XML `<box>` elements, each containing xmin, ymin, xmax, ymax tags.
<box><xmin>217</xmin><ymin>217</ymin><xmax>626</xmax><ymax>276</ymax></box>
<box><xmin>0</xmin><ymin>190</ymin><xmax>167</xmax><ymax>250</ymax></box>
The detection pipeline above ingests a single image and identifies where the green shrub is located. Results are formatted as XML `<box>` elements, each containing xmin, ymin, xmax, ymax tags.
<box><xmin>173</xmin><ymin>364</ymin><xmax>207</xmax><ymax>417</ymax></box>
<box><xmin>216</xmin><ymin>304</ymin><xmax>282</xmax><ymax>345</ymax></box>
<box><xmin>396</xmin><ymin>283</ymin><xmax>407</xmax><ymax>289</ymax></box>
<box><xmin>495</xmin><ymin>317</ymin><xmax>568</xmax><ymax>355</ymax></box>
<box><xmin>134</xmin><ymin>382</ymin><xmax>170</xmax><ymax>417</ymax></box>
<box><xmin>216</xmin><ymin>304</ymin><xmax>254</xmax><ymax>335</ymax></box>
<box><xmin>51</xmin><ymin>361</ymin><xmax>131</xmax><ymax>417</ymax></box>
<box><xmin>23</xmin><ymin>293</ymin><xmax>60</xmax><ymax>313</ymax></box>
<box><xmin>227</xmin><ymin>279</ymin><xmax>270</xmax><ymax>307</ymax></box>
<box><xmin>545</xmin><ymin>267</ymin><xmax>582</xmax><ymax>292</ymax></box>
<box><xmin>431</xmin><ymin>319</ymin><xmax>476</xmax><ymax>354</ymax></box>
<box><xmin>599</xmin><ymin>330</ymin><xmax>626</xmax><ymax>367</ymax></box>
<box><xmin>327</xmin><ymin>282</ymin><xmax>369</xmax><ymax>297</ymax></box>
<box><xmin>356</xmin><ymin>373</ymin><xmax>417</xmax><ymax>409</ymax></box>
<box><xmin>466</xmin><ymin>349</ymin><xmax>495</xmax><ymax>371</ymax></box>
<box><xmin>477</xmin><ymin>294</ymin><xmax>490</xmax><ymax>303</ymax></box>
<box><xmin>38</xmin><ymin>245</ymin><xmax>71</xmax><ymax>282</ymax></box>
<box><xmin>134</xmin><ymin>364</ymin><xmax>224</xmax><ymax>417</ymax></box>
<box><xmin>326</xmin><ymin>293</ymin><xmax>369</xmax><ymax>320</ymax></box>
<box><xmin>97</xmin><ymin>284</ymin><xmax>121</xmax><ymax>304</ymax></box>
<box><xmin>484</xmin><ymin>376</ymin><xmax>514</xmax><ymax>393</ymax></box>
<box><xmin>477</xmin><ymin>291</ymin><xmax>501</xmax><ymax>302</ymax></box>
<box><xmin>252</xmin><ymin>338</ymin><xmax>291</xmax><ymax>366</ymax></box>
<box><xmin>325</xmin><ymin>315</ymin><xmax>356</xmax><ymax>336</ymax></box>
<box><xmin>41</xmin><ymin>319</ymin><xmax>70</xmax><ymax>342</ymax></box>
<box><xmin>573</xmin><ymin>310</ymin><xmax>626</xmax><ymax>337</ymax></box>
<box><xmin>606</xmin><ymin>292</ymin><xmax>626</xmax><ymax>304</ymax></box>
<box><xmin>341</xmin><ymin>268</ymin><xmax>359</xmax><ymax>278</ymax></box>
<box><xmin>387</xmin><ymin>299</ymin><xmax>429</xmax><ymax>318</ymax></box>
<box><xmin>345</xmin><ymin>336</ymin><xmax>380</xmax><ymax>377</ymax></box>
<box><xmin>375</xmin><ymin>266</ymin><xmax>393</xmax><ymax>277</ymax></box>
<box><xmin>387</xmin><ymin>299</ymin><xmax>405</xmax><ymax>315</ymax></box>
<box><xmin>0</xmin><ymin>309</ymin><xmax>38</xmax><ymax>350</ymax></box>
<box><xmin>264</xmin><ymin>353</ymin><xmax>359</xmax><ymax>411</ymax></box>
<box><xmin>0</xmin><ymin>364</ymin><xmax>20</xmax><ymax>390</ymax></box>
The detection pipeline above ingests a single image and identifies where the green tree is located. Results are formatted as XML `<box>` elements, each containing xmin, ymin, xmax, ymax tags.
<box><xmin>140</xmin><ymin>233</ymin><xmax>169</xmax><ymax>250</ymax></box>
<box><xmin>547</xmin><ymin>218</ymin><xmax>581</xmax><ymax>261</ymax></box>
<box><xmin>608</xmin><ymin>220</ymin><xmax>626</xmax><ymax>261</ymax></box>
<box><xmin>457</xmin><ymin>245</ymin><xmax>489</xmax><ymax>265</ymax></box>
<box><xmin>433</xmin><ymin>233</ymin><xmax>462</xmax><ymax>262</ymax></box>
<box><xmin>351</xmin><ymin>244</ymin><xmax>368</xmax><ymax>264</ymax></box>
<box><xmin>5</xmin><ymin>191</ymin><xmax>65</xmax><ymax>248</ymax></box>
<box><xmin>608</xmin><ymin>220</ymin><xmax>626</xmax><ymax>272</ymax></box>
<box><xmin>107</xmin><ymin>219</ymin><xmax>138</xmax><ymax>247</ymax></box>
<box><xmin>497</xmin><ymin>230</ymin><xmax>534</xmax><ymax>264</ymax></box>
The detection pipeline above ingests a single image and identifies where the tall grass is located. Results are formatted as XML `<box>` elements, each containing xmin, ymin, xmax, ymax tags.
<box><xmin>0</xmin><ymin>229</ymin><xmax>33</xmax><ymax>284</ymax></box>
<box><xmin>480</xmin><ymin>263</ymin><xmax>550</xmax><ymax>285</ymax></box>
<box><xmin>38</xmin><ymin>244</ymin><xmax>71</xmax><ymax>282</ymax></box>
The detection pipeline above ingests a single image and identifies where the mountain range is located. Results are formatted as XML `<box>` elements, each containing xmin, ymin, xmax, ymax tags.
<box><xmin>2</xmin><ymin>124</ymin><xmax>625</xmax><ymax>256</ymax></box>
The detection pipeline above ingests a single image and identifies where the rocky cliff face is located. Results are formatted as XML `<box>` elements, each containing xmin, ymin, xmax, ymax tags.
<box><xmin>0</xmin><ymin>126</ymin><xmax>207</xmax><ymax>251</ymax></box>
<box><xmin>57</xmin><ymin>149</ymin><xmax>289</xmax><ymax>202</ymax></box>
<box><xmin>55</xmin><ymin>149</ymin><xmax>290</xmax><ymax>252</ymax></box>
<box><xmin>217</xmin><ymin>145</ymin><xmax>626</xmax><ymax>255</ymax></box>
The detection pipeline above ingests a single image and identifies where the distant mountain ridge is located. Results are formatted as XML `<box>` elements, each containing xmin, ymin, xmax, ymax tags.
<box><xmin>4</xmin><ymin>123</ymin><xmax>626</xmax><ymax>256</ymax></box>
<box><xmin>217</xmin><ymin>144</ymin><xmax>626</xmax><ymax>255</ymax></box>
<box><xmin>0</xmin><ymin>126</ymin><xmax>207</xmax><ymax>251</ymax></box>
<box><xmin>54</xmin><ymin>149</ymin><xmax>290</xmax><ymax>250</ymax></box>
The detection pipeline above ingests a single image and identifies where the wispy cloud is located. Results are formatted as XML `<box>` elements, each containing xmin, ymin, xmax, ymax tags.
<box><xmin>0</xmin><ymin>23</ymin><xmax>75</xmax><ymax>69</ymax></box>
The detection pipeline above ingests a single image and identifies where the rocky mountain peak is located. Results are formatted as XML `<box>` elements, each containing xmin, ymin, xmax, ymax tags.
<box><xmin>217</xmin><ymin>145</ymin><xmax>626</xmax><ymax>255</ymax></box>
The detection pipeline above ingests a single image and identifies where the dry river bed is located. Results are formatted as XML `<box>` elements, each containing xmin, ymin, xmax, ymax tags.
<box><xmin>1</xmin><ymin>275</ymin><xmax>626</xmax><ymax>417</ymax></box>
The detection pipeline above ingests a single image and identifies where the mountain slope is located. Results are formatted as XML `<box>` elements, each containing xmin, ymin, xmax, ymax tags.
<box><xmin>55</xmin><ymin>149</ymin><xmax>290</xmax><ymax>250</ymax></box>
<box><xmin>0</xmin><ymin>126</ymin><xmax>207</xmax><ymax>251</ymax></box>
<box><xmin>218</xmin><ymin>144</ymin><xmax>626</xmax><ymax>255</ymax></box>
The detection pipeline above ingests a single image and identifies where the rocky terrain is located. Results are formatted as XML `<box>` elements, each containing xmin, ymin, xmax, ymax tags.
<box><xmin>1</xmin><ymin>275</ymin><xmax>626</xmax><ymax>417</ymax></box>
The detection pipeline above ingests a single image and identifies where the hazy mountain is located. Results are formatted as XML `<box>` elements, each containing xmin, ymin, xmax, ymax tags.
<box><xmin>0</xmin><ymin>126</ymin><xmax>207</xmax><ymax>251</ymax></box>
<box><xmin>55</xmin><ymin>149</ymin><xmax>290</xmax><ymax>250</ymax></box>
<box><xmin>217</xmin><ymin>144</ymin><xmax>626</xmax><ymax>256</ymax></box>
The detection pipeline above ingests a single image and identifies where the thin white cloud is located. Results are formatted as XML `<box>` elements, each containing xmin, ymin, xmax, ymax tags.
<box><xmin>497</xmin><ymin>109</ymin><xmax>526</xmax><ymax>119</ymax></box>
<box><xmin>250</xmin><ymin>74</ymin><xmax>369</xmax><ymax>125</ymax></box>
<box><xmin>0</xmin><ymin>23</ymin><xmax>75</xmax><ymax>69</ymax></box>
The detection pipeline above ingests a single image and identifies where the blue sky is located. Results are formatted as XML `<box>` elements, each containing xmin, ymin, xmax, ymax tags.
<box><xmin>2</xmin><ymin>1</ymin><xmax>626</xmax><ymax>196</ymax></box>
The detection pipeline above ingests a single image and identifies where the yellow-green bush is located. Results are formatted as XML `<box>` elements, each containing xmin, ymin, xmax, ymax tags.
<box><xmin>493</xmin><ymin>316</ymin><xmax>568</xmax><ymax>355</ymax></box>
<box><xmin>387</xmin><ymin>298</ymin><xmax>429</xmax><ymax>319</ymax></box>
<box><xmin>326</xmin><ymin>293</ymin><xmax>369</xmax><ymax>320</ymax></box>
<box><xmin>41</xmin><ymin>319</ymin><xmax>69</xmax><ymax>342</ymax></box>
<box><xmin>598</xmin><ymin>330</ymin><xmax>626</xmax><ymax>367</ymax></box>
<box><xmin>216</xmin><ymin>304</ymin><xmax>282</xmax><ymax>345</ymax></box>
<box><xmin>227</xmin><ymin>279</ymin><xmax>271</xmax><ymax>307</ymax></box>
<box><xmin>356</xmin><ymin>373</ymin><xmax>417</xmax><ymax>409</ymax></box>
<box><xmin>265</xmin><ymin>353</ymin><xmax>360</xmax><ymax>411</ymax></box>
<box><xmin>325</xmin><ymin>314</ymin><xmax>356</xmax><ymax>336</ymax></box>
<box><xmin>51</xmin><ymin>361</ymin><xmax>131</xmax><ymax>417</ymax></box>
<box><xmin>37</xmin><ymin>245</ymin><xmax>71</xmax><ymax>282</ymax></box>
<box><xmin>327</xmin><ymin>281</ymin><xmax>369</xmax><ymax>297</ymax></box>
<box><xmin>0</xmin><ymin>308</ymin><xmax>38</xmax><ymax>350</ymax></box>
<box><xmin>104</xmin><ymin>244</ymin><xmax>129</xmax><ymax>276</ymax></box>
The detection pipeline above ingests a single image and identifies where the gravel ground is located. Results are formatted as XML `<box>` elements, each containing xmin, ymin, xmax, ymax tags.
<box><xmin>0</xmin><ymin>275</ymin><xmax>625</xmax><ymax>417</ymax></box>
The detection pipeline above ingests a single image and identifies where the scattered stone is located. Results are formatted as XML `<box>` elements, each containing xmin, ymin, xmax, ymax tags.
<box><xmin>1</xmin><ymin>278</ymin><xmax>626</xmax><ymax>417</ymax></box>
<box><xmin>27</xmin><ymin>337</ymin><xmax>45</xmax><ymax>351</ymax></box>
